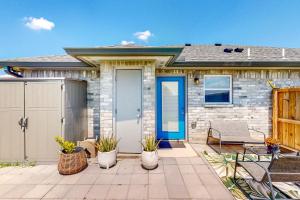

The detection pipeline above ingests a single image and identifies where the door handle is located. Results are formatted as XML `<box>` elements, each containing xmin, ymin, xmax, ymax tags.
<box><xmin>137</xmin><ymin>108</ymin><xmax>141</xmax><ymax>123</ymax></box>
<box><xmin>18</xmin><ymin>117</ymin><xmax>28</xmax><ymax>131</ymax></box>
<box><xmin>18</xmin><ymin>117</ymin><xmax>24</xmax><ymax>130</ymax></box>
<box><xmin>180</xmin><ymin>108</ymin><xmax>185</xmax><ymax>115</ymax></box>
<box><xmin>23</xmin><ymin>117</ymin><xmax>28</xmax><ymax>129</ymax></box>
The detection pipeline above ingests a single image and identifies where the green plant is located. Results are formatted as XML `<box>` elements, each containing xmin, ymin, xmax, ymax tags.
<box><xmin>0</xmin><ymin>161</ymin><xmax>36</xmax><ymax>168</ymax></box>
<box><xmin>55</xmin><ymin>136</ymin><xmax>76</xmax><ymax>154</ymax></box>
<box><xmin>96</xmin><ymin>134</ymin><xmax>119</xmax><ymax>152</ymax></box>
<box><xmin>221</xmin><ymin>177</ymin><xmax>248</xmax><ymax>199</ymax></box>
<box><xmin>203</xmin><ymin>151</ymin><xmax>236</xmax><ymax>177</ymax></box>
<box><xmin>142</xmin><ymin>134</ymin><xmax>161</xmax><ymax>152</ymax></box>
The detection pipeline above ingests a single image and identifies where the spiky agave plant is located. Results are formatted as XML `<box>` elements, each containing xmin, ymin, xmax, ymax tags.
<box><xmin>142</xmin><ymin>134</ymin><xmax>161</xmax><ymax>152</ymax></box>
<box><xmin>96</xmin><ymin>134</ymin><xmax>119</xmax><ymax>152</ymax></box>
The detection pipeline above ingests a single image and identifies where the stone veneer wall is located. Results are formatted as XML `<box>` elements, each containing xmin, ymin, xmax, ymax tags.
<box><xmin>23</xmin><ymin>70</ymin><xmax>100</xmax><ymax>138</ymax></box>
<box><xmin>157</xmin><ymin>69</ymin><xmax>300</xmax><ymax>143</ymax></box>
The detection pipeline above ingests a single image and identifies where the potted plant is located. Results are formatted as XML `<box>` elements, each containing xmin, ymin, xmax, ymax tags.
<box><xmin>55</xmin><ymin>136</ymin><xmax>88</xmax><ymax>175</ymax></box>
<box><xmin>141</xmin><ymin>134</ymin><xmax>161</xmax><ymax>170</ymax></box>
<box><xmin>265</xmin><ymin>137</ymin><xmax>280</xmax><ymax>154</ymax></box>
<box><xmin>96</xmin><ymin>134</ymin><xmax>119</xmax><ymax>169</ymax></box>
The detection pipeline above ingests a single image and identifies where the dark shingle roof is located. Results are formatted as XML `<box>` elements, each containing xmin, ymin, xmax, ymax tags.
<box><xmin>1</xmin><ymin>44</ymin><xmax>300</xmax><ymax>68</ymax></box>
<box><xmin>0</xmin><ymin>55</ymin><xmax>78</xmax><ymax>62</ymax></box>
<box><xmin>0</xmin><ymin>55</ymin><xmax>88</xmax><ymax>68</ymax></box>
<box><xmin>176</xmin><ymin>45</ymin><xmax>300</xmax><ymax>62</ymax></box>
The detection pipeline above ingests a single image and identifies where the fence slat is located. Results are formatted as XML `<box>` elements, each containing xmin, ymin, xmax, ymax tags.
<box><xmin>273</xmin><ymin>90</ymin><xmax>278</xmax><ymax>139</ymax></box>
<box><xmin>273</xmin><ymin>88</ymin><xmax>300</xmax><ymax>151</ymax></box>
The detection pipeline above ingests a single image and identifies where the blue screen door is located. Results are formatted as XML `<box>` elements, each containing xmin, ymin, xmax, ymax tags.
<box><xmin>156</xmin><ymin>77</ymin><xmax>185</xmax><ymax>140</ymax></box>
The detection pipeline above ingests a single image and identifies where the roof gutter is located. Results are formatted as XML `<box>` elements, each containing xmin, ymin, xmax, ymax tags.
<box><xmin>0</xmin><ymin>61</ymin><xmax>90</xmax><ymax>69</ymax></box>
<box><xmin>170</xmin><ymin>61</ymin><xmax>300</xmax><ymax>68</ymax></box>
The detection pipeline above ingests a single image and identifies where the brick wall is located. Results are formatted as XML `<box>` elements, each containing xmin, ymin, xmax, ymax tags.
<box><xmin>185</xmin><ymin>69</ymin><xmax>300</xmax><ymax>143</ymax></box>
<box><xmin>24</xmin><ymin>68</ymin><xmax>300</xmax><ymax>144</ymax></box>
<box><xmin>99</xmin><ymin>63</ymin><xmax>114</xmax><ymax>136</ymax></box>
<box><xmin>143</xmin><ymin>65</ymin><xmax>156</xmax><ymax>135</ymax></box>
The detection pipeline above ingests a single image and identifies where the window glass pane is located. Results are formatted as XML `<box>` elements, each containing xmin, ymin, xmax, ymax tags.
<box><xmin>205</xmin><ymin>76</ymin><xmax>230</xmax><ymax>89</ymax></box>
<box><xmin>205</xmin><ymin>90</ymin><xmax>230</xmax><ymax>103</ymax></box>
<box><xmin>162</xmin><ymin>81</ymin><xmax>179</xmax><ymax>132</ymax></box>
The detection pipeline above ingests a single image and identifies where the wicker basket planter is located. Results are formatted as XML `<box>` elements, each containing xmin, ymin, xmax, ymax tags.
<box><xmin>58</xmin><ymin>147</ymin><xmax>88</xmax><ymax>175</ymax></box>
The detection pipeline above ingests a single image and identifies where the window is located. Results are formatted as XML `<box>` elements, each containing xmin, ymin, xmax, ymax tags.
<box><xmin>204</xmin><ymin>75</ymin><xmax>232</xmax><ymax>104</ymax></box>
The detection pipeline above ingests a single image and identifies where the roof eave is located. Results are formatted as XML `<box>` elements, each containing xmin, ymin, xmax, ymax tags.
<box><xmin>0</xmin><ymin>61</ymin><xmax>90</xmax><ymax>69</ymax></box>
<box><xmin>64</xmin><ymin>47</ymin><xmax>183</xmax><ymax>56</ymax></box>
<box><xmin>64</xmin><ymin>47</ymin><xmax>184</xmax><ymax>65</ymax></box>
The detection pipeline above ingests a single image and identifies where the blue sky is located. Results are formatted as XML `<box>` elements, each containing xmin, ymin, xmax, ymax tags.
<box><xmin>1</xmin><ymin>0</ymin><xmax>300</xmax><ymax>59</ymax></box>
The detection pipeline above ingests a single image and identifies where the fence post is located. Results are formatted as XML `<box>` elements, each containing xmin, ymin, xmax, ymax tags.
<box><xmin>272</xmin><ymin>89</ymin><xmax>278</xmax><ymax>139</ymax></box>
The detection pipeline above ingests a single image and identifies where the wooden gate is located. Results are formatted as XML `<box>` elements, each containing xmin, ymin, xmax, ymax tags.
<box><xmin>273</xmin><ymin>88</ymin><xmax>300</xmax><ymax>150</ymax></box>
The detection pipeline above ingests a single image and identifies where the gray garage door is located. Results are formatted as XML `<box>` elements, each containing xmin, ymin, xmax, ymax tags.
<box><xmin>0</xmin><ymin>81</ymin><xmax>62</xmax><ymax>162</ymax></box>
<box><xmin>25</xmin><ymin>81</ymin><xmax>62</xmax><ymax>162</ymax></box>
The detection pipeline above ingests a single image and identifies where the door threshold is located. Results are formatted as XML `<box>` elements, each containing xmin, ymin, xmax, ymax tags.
<box><xmin>118</xmin><ymin>153</ymin><xmax>141</xmax><ymax>159</ymax></box>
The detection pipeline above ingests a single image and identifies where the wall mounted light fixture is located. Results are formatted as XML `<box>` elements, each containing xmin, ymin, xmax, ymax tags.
<box><xmin>193</xmin><ymin>71</ymin><xmax>200</xmax><ymax>85</ymax></box>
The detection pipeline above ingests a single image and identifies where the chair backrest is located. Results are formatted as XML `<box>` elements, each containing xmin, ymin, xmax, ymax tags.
<box><xmin>268</xmin><ymin>154</ymin><xmax>300</xmax><ymax>182</ymax></box>
<box><xmin>209</xmin><ymin>120</ymin><xmax>250</xmax><ymax>137</ymax></box>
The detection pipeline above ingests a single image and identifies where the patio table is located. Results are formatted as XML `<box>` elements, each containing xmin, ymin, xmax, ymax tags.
<box><xmin>242</xmin><ymin>145</ymin><xmax>272</xmax><ymax>161</ymax></box>
<box><xmin>242</xmin><ymin>145</ymin><xmax>297</xmax><ymax>161</ymax></box>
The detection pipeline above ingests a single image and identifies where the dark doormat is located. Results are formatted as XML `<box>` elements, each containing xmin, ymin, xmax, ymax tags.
<box><xmin>158</xmin><ymin>141</ymin><xmax>185</xmax><ymax>149</ymax></box>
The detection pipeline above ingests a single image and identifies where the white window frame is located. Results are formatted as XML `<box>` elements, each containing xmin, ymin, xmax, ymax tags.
<box><xmin>203</xmin><ymin>75</ymin><xmax>232</xmax><ymax>104</ymax></box>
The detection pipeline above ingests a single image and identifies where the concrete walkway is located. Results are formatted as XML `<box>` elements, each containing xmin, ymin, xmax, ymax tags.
<box><xmin>0</xmin><ymin>156</ymin><xmax>233</xmax><ymax>200</ymax></box>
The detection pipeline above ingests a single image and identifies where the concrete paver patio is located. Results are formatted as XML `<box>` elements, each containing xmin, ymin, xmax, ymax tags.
<box><xmin>0</xmin><ymin>156</ymin><xmax>233</xmax><ymax>200</ymax></box>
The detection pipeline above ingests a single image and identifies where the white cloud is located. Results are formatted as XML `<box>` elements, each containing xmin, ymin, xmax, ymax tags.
<box><xmin>24</xmin><ymin>17</ymin><xmax>55</xmax><ymax>31</ymax></box>
<box><xmin>134</xmin><ymin>30</ymin><xmax>153</xmax><ymax>42</ymax></box>
<box><xmin>120</xmin><ymin>40</ymin><xmax>135</xmax><ymax>45</ymax></box>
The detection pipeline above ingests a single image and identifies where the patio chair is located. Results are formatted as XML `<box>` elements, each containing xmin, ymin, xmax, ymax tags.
<box><xmin>234</xmin><ymin>152</ymin><xmax>300</xmax><ymax>200</ymax></box>
<box><xmin>206</xmin><ymin>120</ymin><xmax>265</xmax><ymax>154</ymax></box>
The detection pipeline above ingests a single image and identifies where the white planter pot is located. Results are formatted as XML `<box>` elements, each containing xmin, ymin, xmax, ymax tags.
<box><xmin>97</xmin><ymin>149</ymin><xmax>117</xmax><ymax>169</ymax></box>
<box><xmin>141</xmin><ymin>150</ymin><xmax>159</xmax><ymax>170</ymax></box>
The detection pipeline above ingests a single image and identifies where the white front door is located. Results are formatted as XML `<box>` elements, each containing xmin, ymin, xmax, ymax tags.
<box><xmin>116</xmin><ymin>69</ymin><xmax>142</xmax><ymax>153</ymax></box>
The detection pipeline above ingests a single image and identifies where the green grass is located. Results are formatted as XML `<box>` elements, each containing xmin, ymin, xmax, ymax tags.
<box><xmin>0</xmin><ymin>161</ymin><xmax>36</xmax><ymax>168</ymax></box>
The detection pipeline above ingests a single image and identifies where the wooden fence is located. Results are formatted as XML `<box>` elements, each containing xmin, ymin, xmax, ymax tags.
<box><xmin>273</xmin><ymin>88</ymin><xmax>300</xmax><ymax>150</ymax></box>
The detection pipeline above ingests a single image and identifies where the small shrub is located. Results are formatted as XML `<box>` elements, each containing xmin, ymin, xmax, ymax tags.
<box><xmin>142</xmin><ymin>134</ymin><xmax>161</xmax><ymax>152</ymax></box>
<box><xmin>265</xmin><ymin>137</ymin><xmax>280</xmax><ymax>146</ymax></box>
<box><xmin>96</xmin><ymin>134</ymin><xmax>119</xmax><ymax>152</ymax></box>
<box><xmin>55</xmin><ymin>136</ymin><xmax>76</xmax><ymax>154</ymax></box>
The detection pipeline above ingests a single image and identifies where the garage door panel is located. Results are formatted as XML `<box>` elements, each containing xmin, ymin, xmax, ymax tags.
<box><xmin>0</xmin><ymin>82</ymin><xmax>24</xmax><ymax>162</ymax></box>
<box><xmin>0</xmin><ymin>82</ymin><xmax>24</xmax><ymax>109</ymax></box>
<box><xmin>26</xmin><ymin>110</ymin><xmax>60</xmax><ymax>161</ymax></box>
<box><xmin>25</xmin><ymin>82</ymin><xmax>61</xmax><ymax>108</ymax></box>
<box><xmin>25</xmin><ymin>81</ymin><xmax>62</xmax><ymax>162</ymax></box>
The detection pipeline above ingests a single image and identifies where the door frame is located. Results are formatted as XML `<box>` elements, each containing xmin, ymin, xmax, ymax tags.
<box><xmin>155</xmin><ymin>75</ymin><xmax>187</xmax><ymax>141</ymax></box>
<box><xmin>113</xmin><ymin>68</ymin><xmax>143</xmax><ymax>153</ymax></box>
